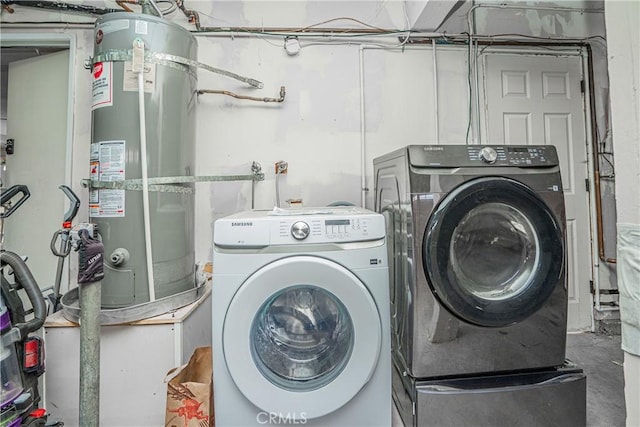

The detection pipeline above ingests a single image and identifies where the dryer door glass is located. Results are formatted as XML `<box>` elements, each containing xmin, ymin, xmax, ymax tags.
<box><xmin>450</xmin><ymin>202</ymin><xmax>539</xmax><ymax>301</ymax></box>
<box><xmin>251</xmin><ymin>285</ymin><xmax>354</xmax><ymax>391</ymax></box>
<box><xmin>423</xmin><ymin>176</ymin><xmax>564</xmax><ymax>327</ymax></box>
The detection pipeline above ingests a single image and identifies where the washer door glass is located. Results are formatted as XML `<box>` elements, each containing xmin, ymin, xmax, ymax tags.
<box><xmin>251</xmin><ymin>285</ymin><xmax>354</xmax><ymax>391</ymax></box>
<box><xmin>423</xmin><ymin>177</ymin><xmax>564</xmax><ymax>327</ymax></box>
<box><xmin>222</xmin><ymin>256</ymin><xmax>382</xmax><ymax>420</ymax></box>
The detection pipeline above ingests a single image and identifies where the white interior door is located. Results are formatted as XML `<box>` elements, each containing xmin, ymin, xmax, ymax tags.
<box><xmin>4</xmin><ymin>50</ymin><xmax>69</xmax><ymax>290</ymax></box>
<box><xmin>480</xmin><ymin>51</ymin><xmax>592</xmax><ymax>331</ymax></box>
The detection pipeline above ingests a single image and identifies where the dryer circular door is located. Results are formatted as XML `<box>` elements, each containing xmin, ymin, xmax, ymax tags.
<box><xmin>423</xmin><ymin>176</ymin><xmax>564</xmax><ymax>327</ymax></box>
<box><xmin>222</xmin><ymin>255</ymin><xmax>382</xmax><ymax>420</ymax></box>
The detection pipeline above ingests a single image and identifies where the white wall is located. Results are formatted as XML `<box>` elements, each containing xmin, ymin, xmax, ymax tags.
<box><xmin>606</xmin><ymin>2</ymin><xmax>639</xmax><ymax>226</ymax></box>
<box><xmin>193</xmin><ymin>37</ymin><xmax>469</xmax><ymax>261</ymax></box>
<box><xmin>604</xmin><ymin>1</ymin><xmax>640</xmax><ymax>423</ymax></box>
<box><xmin>606</xmin><ymin>1</ymin><xmax>640</xmax><ymax>427</ymax></box>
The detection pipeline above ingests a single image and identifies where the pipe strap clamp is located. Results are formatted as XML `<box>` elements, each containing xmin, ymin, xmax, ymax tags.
<box><xmin>82</xmin><ymin>169</ymin><xmax>265</xmax><ymax>194</ymax></box>
<box><xmin>90</xmin><ymin>49</ymin><xmax>264</xmax><ymax>88</ymax></box>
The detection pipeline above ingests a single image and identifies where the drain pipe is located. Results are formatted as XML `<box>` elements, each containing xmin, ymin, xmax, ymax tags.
<box><xmin>133</xmin><ymin>38</ymin><xmax>156</xmax><ymax>302</ymax></box>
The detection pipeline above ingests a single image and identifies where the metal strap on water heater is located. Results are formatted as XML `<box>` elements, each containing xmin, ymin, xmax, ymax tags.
<box><xmin>81</xmin><ymin>162</ymin><xmax>265</xmax><ymax>194</ymax></box>
<box><xmin>90</xmin><ymin>49</ymin><xmax>264</xmax><ymax>88</ymax></box>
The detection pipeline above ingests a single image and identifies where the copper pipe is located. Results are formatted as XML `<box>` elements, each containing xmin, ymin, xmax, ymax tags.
<box><xmin>586</xmin><ymin>43</ymin><xmax>616</xmax><ymax>264</ymax></box>
<box><xmin>175</xmin><ymin>0</ymin><xmax>201</xmax><ymax>29</ymax></box>
<box><xmin>116</xmin><ymin>1</ymin><xmax>135</xmax><ymax>12</ymax></box>
<box><xmin>594</xmin><ymin>170</ymin><xmax>616</xmax><ymax>263</ymax></box>
<box><xmin>198</xmin><ymin>86</ymin><xmax>286</xmax><ymax>103</ymax></box>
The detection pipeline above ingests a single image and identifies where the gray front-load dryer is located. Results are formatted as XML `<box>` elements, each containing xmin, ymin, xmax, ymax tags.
<box><xmin>374</xmin><ymin>145</ymin><xmax>568</xmax><ymax>378</ymax></box>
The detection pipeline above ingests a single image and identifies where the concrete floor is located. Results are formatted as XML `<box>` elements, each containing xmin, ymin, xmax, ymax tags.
<box><xmin>392</xmin><ymin>331</ymin><xmax>626</xmax><ymax>427</ymax></box>
<box><xmin>566</xmin><ymin>332</ymin><xmax>626</xmax><ymax>427</ymax></box>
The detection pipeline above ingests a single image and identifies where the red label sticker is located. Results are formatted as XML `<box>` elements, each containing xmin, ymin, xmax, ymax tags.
<box><xmin>93</xmin><ymin>62</ymin><xmax>103</xmax><ymax>79</ymax></box>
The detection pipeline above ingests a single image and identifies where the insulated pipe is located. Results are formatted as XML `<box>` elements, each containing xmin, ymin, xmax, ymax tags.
<box><xmin>0</xmin><ymin>251</ymin><xmax>47</xmax><ymax>339</ymax></box>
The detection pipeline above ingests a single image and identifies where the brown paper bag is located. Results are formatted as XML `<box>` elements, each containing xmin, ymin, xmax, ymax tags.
<box><xmin>165</xmin><ymin>346</ymin><xmax>214</xmax><ymax>427</ymax></box>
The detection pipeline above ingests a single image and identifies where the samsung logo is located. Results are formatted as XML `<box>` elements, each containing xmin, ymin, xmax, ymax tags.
<box><xmin>423</xmin><ymin>146</ymin><xmax>444</xmax><ymax>151</ymax></box>
<box><xmin>231</xmin><ymin>221</ymin><xmax>253</xmax><ymax>227</ymax></box>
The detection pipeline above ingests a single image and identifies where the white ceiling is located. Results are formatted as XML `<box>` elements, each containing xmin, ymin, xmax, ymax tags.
<box><xmin>0</xmin><ymin>0</ymin><xmax>465</xmax><ymax>31</ymax></box>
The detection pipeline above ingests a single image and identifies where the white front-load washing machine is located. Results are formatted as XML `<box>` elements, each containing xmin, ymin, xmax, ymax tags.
<box><xmin>212</xmin><ymin>207</ymin><xmax>391</xmax><ymax>427</ymax></box>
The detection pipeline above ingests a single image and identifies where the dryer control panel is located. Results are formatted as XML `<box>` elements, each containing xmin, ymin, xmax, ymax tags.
<box><xmin>468</xmin><ymin>146</ymin><xmax>553</xmax><ymax>166</ymax></box>
<box><xmin>408</xmin><ymin>145</ymin><xmax>559</xmax><ymax>168</ymax></box>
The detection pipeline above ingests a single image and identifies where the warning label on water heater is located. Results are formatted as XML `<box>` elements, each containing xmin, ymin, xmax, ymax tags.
<box><xmin>92</xmin><ymin>61</ymin><xmax>113</xmax><ymax>110</ymax></box>
<box><xmin>89</xmin><ymin>140</ymin><xmax>125</xmax><ymax>217</ymax></box>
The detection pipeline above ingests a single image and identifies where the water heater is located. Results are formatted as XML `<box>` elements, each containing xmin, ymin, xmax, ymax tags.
<box><xmin>90</xmin><ymin>12</ymin><xmax>197</xmax><ymax>308</ymax></box>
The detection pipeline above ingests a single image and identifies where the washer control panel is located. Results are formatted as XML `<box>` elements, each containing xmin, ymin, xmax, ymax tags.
<box><xmin>282</xmin><ymin>217</ymin><xmax>372</xmax><ymax>242</ymax></box>
<box><xmin>214</xmin><ymin>207</ymin><xmax>386</xmax><ymax>247</ymax></box>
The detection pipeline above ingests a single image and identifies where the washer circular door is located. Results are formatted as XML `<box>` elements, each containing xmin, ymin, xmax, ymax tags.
<box><xmin>423</xmin><ymin>176</ymin><xmax>564</xmax><ymax>327</ymax></box>
<box><xmin>223</xmin><ymin>255</ymin><xmax>382</xmax><ymax>420</ymax></box>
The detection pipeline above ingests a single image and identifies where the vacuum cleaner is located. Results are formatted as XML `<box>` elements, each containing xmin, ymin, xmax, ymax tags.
<box><xmin>1</xmin><ymin>185</ymin><xmax>64</xmax><ymax>426</ymax></box>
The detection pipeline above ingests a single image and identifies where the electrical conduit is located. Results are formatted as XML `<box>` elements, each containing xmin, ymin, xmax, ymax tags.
<box><xmin>432</xmin><ymin>39</ymin><xmax>439</xmax><ymax>144</ymax></box>
<box><xmin>359</xmin><ymin>45</ymin><xmax>367</xmax><ymax>208</ymax></box>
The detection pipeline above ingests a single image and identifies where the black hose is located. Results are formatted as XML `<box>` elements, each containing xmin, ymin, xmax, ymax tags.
<box><xmin>1</xmin><ymin>251</ymin><xmax>47</xmax><ymax>339</ymax></box>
